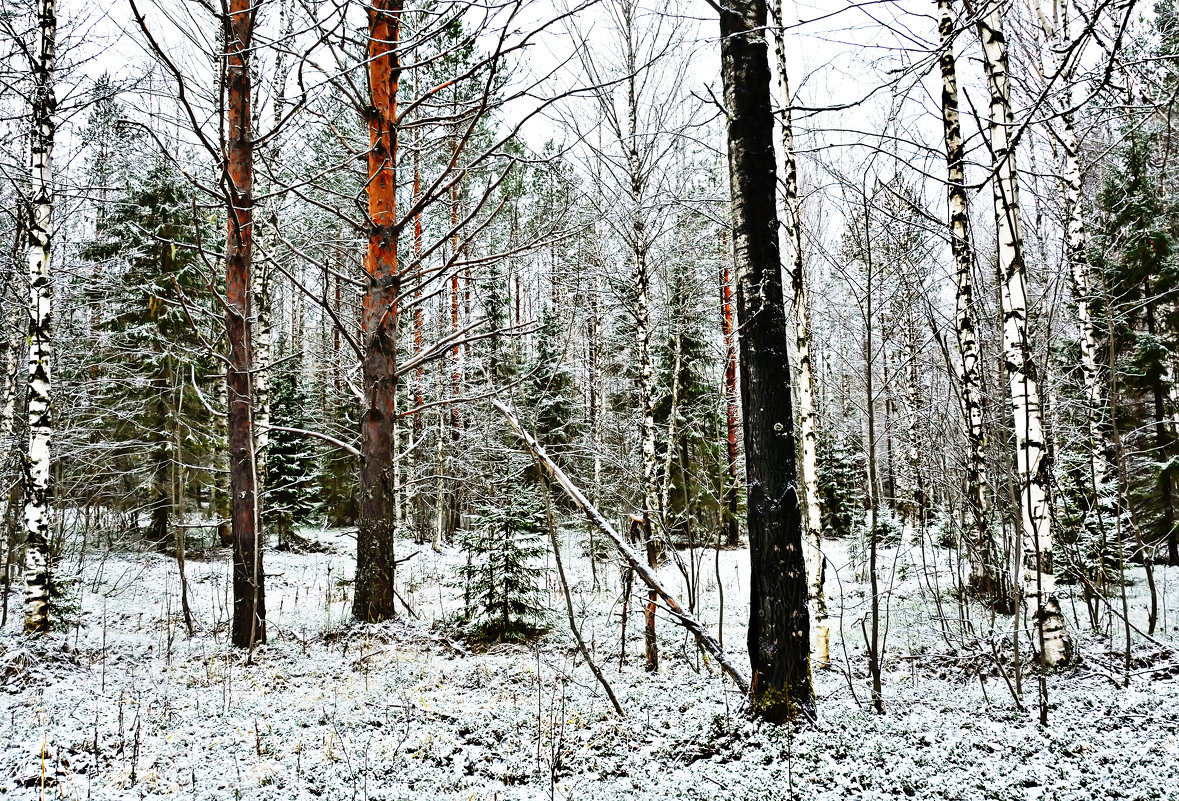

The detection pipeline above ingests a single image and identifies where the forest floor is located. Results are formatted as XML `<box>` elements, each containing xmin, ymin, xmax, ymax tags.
<box><xmin>2</xmin><ymin>522</ymin><xmax>1179</xmax><ymax>800</ymax></box>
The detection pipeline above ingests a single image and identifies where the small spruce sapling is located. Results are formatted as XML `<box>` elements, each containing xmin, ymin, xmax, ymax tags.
<box><xmin>458</xmin><ymin>465</ymin><xmax>549</xmax><ymax>642</ymax></box>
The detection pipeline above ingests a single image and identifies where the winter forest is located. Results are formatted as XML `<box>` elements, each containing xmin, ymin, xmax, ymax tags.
<box><xmin>2</xmin><ymin>0</ymin><xmax>1179</xmax><ymax>796</ymax></box>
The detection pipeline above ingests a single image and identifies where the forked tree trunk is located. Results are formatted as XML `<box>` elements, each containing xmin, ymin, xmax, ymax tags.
<box><xmin>937</xmin><ymin>0</ymin><xmax>999</xmax><ymax>596</ymax></box>
<box><xmin>718</xmin><ymin>0</ymin><xmax>815</xmax><ymax>722</ymax></box>
<box><xmin>225</xmin><ymin>0</ymin><xmax>265</xmax><ymax>648</ymax></box>
<box><xmin>353</xmin><ymin>0</ymin><xmax>403</xmax><ymax>623</ymax></box>
<box><xmin>770</xmin><ymin>0</ymin><xmax>828</xmax><ymax>667</ymax></box>
<box><xmin>976</xmin><ymin>0</ymin><xmax>1071</xmax><ymax>665</ymax></box>
<box><xmin>22</xmin><ymin>0</ymin><xmax>55</xmax><ymax>635</ymax></box>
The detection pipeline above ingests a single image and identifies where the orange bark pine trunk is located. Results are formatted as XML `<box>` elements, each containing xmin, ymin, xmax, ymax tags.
<box><xmin>225</xmin><ymin>0</ymin><xmax>264</xmax><ymax>648</ymax></box>
<box><xmin>353</xmin><ymin>0</ymin><xmax>402</xmax><ymax>623</ymax></box>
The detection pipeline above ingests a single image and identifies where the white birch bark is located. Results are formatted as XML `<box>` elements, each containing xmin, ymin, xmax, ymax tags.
<box><xmin>938</xmin><ymin>0</ymin><xmax>996</xmax><ymax>592</ymax></box>
<box><xmin>977</xmin><ymin>0</ymin><xmax>1071</xmax><ymax>665</ymax></box>
<box><xmin>0</xmin><ymin>315</ymin><xmax>19</xmax><ymax>581</ymax></box>
<box><xmin>771</xmin><ymin>0</ymin><xmax>828</xmax><ymax>665</ymax></box>
<box><xmin>23</xmin><ymin>0</ymin><xmax>56</xmax><ymax>633</ymax></box>
<box><xmin>1035</xmin><ymin>1</ymin><xmax>1117</xmax><ymax>531</ymax></box>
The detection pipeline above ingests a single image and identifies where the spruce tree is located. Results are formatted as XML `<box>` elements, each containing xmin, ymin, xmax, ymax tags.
<box><xmin>457</xmin><ymin>459</ymin><xmax>548</xmax><ymax>642</ymax></box>
<box><xmin>81</xmin><ymin>155</ymin><xmax>219</xmax><ymax>548</ymax></box>
<box><xmin>267</xmin><ymin>360</ymin><xmax>321</xmax><ymax>548</ymax></box>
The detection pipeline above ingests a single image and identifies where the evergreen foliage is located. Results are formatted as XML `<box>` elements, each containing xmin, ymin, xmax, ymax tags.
<box><xmin>79</xmin><ymin>150</ymin><xmax>219</xmax><ymax>546</ymax></box>
<box><xmin>1091</xmin><ymin>119</ymin><xmax>1179</xmax><ymax>558</ymax></box>
<box><xmin>816</xmin><ymin>431</ymin><xmax>863</xmax><ymax>540</ymax></box>
<box><xmin>267</xmin><ymin>358</ymin><xmax>321</xmax><ymax>547</ymax></box>
<box><xmin>457</xmin><ymin>463</ymin><xmax>549</xmax><ymax>642</ymax></box>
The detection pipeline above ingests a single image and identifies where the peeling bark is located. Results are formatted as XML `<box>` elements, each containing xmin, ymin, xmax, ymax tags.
<box><xmin>353</xmin><ymin>0</ymin><xmax>403</xmax><ymax>623</ymax></box>
<box><xmin>22</xmin><ymin>0</ymin><xmax>55</xmax><ymax>635</ymax></box>
<box><xmin>937</xmin><ymin>0</ymin><xmax>999</xmax><ymax>596</ymax></box>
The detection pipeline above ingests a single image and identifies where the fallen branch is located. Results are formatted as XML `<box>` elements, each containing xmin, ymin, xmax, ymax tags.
<box><xmin>492</xmin><ymin>399</ymin><xmax>750</xmax><ymax>694</ymax></box>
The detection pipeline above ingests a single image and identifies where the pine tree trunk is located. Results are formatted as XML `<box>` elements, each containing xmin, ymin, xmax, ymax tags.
<box><xmin>770</xmin><ymin>0</ymin><xmax>828</xmax><ymax>667</ymax></box>
<box><xmin>977</xmin><ymin>0</ymin><xmax>1071</xmax><ymax>665</ymax></box>
<box><xmin>225</xmin><ymin>0</ymin><xmax>265</xmax><ymax>648</ymax></box>
<box><xmin>938</xmin><ymin>0</ymin><xmax>999</xmax><ymax>596</ymax></box>
<box><xmin>22</xmin><ymin>0</ymin><xmax>55</xmax><ymax>635</ymax></box>
<box><xmin>353</xmin><ymin>0</ymin><xmax>403</xmax><ymax>623</ymax></box>
<box><xmin>718</xmin><ymin>0</ymin><xmax>815</xmax><ymax>721</ymax></box>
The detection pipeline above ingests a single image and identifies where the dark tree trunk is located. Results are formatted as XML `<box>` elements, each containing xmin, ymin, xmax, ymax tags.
<box><xmin>225</xmin><ymin>0</ymin><xmax>264</xmax><ymax>648</ymax></box>
<box><xmin>1143</xmin><ymin>297</ymin><xmax>1177</xmax><ymax>563</ymax></box>
<box><xmin>353</xmin><ymin>0</ymin><xmax>403</xmax><ymax>623</ymax></box>
<box><xmin>717</xmin><ymin>0</ymin><xmax>815</xmax><ymax>722</ymax></box>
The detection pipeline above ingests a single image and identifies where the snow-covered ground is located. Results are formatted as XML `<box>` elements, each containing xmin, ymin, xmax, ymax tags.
<box><xmin>2</xmin><ymin>523</ymin><xmax>1178</xmax><ymax>800</ymax></box>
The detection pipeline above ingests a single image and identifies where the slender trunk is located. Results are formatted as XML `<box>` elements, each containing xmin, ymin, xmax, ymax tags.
<box><xmin>718</xmin><ymin>0</ymin><xmax>815</xmax><ymax>722</ymax></box>
<box><xmin>0</xmin><ymin>318</ymin><xmax>18</xmax><ymax>583</ymax></box>
<box><xmin>225</xmin><ymin>0</ymin><xmax>264</xmax><ymax>648</ymax></box>
<box><xmin>862</xmin><ymin>193</ymin><xmax>884</xmax><ymax>714</ymax></box>
<box><xmin>659</xmin><ymin>328</ymin><xmax>682</xmax><ymax>526</ymax></box>
<box><xmin>409</xmin><ymin>141</ymin><xmax>424</xmax><ymax>542</ymax></box>
<box><xmin>254</xmin><ymin>260</ymin><xmax>271</xmax><ymax>504</ymax></box>
<box><xmin>621</xmin><ymin>41</ymin><xmax>659</xmax><ymax>672</ymax></box>
<box><xmin>770</xmin><ymin>0</ymin><xmax>827</xmax><ymax>667</ymax></box>
<box><xmin>938</xmin><ymin>0</ymin><xmax>998</xmax><ymax>595</ymax></box>
<box><xmin>719</xmin><ymin>233</ymin><xmax>741</xmax><ymax>548</ymax></box>
<box><xmin>589</xmin><ymin>264</ymin><xmax>602</xmax><ymax>587</ymax></box>
<box><xmin>1036</xmin><ymin>0</ymin><xmax>1119</xmax><ymax>564</ymax></box>
<box><xmin>353</xmin><ymin>0</ymin><xmax>402</xmax><ymax>623</ymax></box>
<box><xmin>173</xmin><ymin>378</ymin><xmax>194</xmax><ymax>636</ymax></box>
<box><xmin>977</xmin><ymin>0</ymin><xmax>1070</xmax><ymax>665</ymax></box>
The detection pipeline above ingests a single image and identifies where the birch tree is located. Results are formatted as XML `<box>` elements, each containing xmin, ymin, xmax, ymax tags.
<box><xmin>937</xmin><ymin>0</ymin><xmax>998</xmax><ymax>595</ymax></box>
<box><xmin>976</xmin><ymin>0</ymin><xmax>1071</xmax><ymax>665</ymax></box>
<box><xmin>22</xmin><ymin>0</ymin><xmax>56</xmax><ymax>634</ymax></box>
<box><xmin>770</xmin><ymin>0</ymin><xmax>827</xmax><ymax>667</ymax></box>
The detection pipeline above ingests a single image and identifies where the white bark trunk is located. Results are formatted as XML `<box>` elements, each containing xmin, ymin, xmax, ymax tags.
<box><xmin>977</xmin><ymin>0</ymin><xmax>1071</xmax><ymax>665</ymax></box>
<box><xmin>0</xmin><ymin>315</ymin><xmax>19</xmax><ymax>582</ymax></box>
<box><xmin>23</xmin><ymin>0</ymin><xmax>56</xmax><ymax>634</ymax></box>
<box><xmin>1036</xmin><ymin>0</ymin><xmax>1116</xmax><ymax>523</ymax></box>
<box><xmin>771</xmin><ymin>0</ymin><xmax>827</xmax><ymax>666</ymax></box>
<box><xmin>938</xmin><ymin>0</ymin><xmax>995</xmax><ymax>592</ymax></box>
